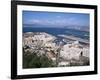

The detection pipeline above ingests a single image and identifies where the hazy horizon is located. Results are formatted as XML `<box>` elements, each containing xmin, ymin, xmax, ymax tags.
<box><xmin>23</xmin><ymin>11</ymin><xmax>90</xmax><ymax>29</ymax></box>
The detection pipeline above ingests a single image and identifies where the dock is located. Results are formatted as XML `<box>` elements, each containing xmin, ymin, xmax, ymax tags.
<box><xmin>58</xmin><ymin>35</ymin><xmax>89</xmax><ymax>44</ymax></box>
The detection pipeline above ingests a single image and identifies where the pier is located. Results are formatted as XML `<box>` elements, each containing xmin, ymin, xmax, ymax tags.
<box><xmin>58</xmin><ymin>35</ymin><xmax>89</xmax><ymax>44</ymax></box>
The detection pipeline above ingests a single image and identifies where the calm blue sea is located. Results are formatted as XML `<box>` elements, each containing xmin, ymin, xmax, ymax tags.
<box><xmin>23</xmin><ymin>26</ymin><xmax>89</xmax><ymax>40</ymax></box>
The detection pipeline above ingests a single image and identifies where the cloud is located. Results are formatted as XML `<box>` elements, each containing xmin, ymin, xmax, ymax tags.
<box><xmin>29</xmin><ymin>19</ymin><xmax>42</xmax><ymax>24</ymax></box>
<box><xmin>28</xmin><ymin>19</ymin><xmax>58</xmax><ymax>25</ymax></box>
<box><xmin>26</xmin><ymin>17</ymin><xmax>82</xmax><ymax>27</ymax></box>
<box><xmin>65</xmin><ymin>17</ymin><xmax>81</xmax><ymax>26</ymax></box>
<box><xmin>27</xmin><ymin>18</ymin><xmax>69</xmax><ymax>27</ymax></box>
<box><xmin>56</xmin><ymin>16</ymin><xmax>62</xmax><ymax>18</ymax></box>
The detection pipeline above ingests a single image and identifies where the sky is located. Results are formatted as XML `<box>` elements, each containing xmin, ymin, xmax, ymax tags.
<box><xmin>23</xmin><ymin>11</ymin><xmax>90</xmax><ymax>28</ymax></box>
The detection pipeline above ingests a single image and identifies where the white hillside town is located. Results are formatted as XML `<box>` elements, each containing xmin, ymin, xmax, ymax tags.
<box><xmin>23</xmin><ymin>32</ymin><xmax>90</xmax><ymax>67</ymax></box>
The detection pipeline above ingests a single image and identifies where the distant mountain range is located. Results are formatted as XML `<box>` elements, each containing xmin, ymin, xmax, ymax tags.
<box><xmin>63</xmin><ymin>25</ymin><xmax>89</xmax><ymax>32</ymax></box>
<box><xmin>23</xmin><ymin>24</ymin><xmax>89</xmax><ymax>32</ymax></box>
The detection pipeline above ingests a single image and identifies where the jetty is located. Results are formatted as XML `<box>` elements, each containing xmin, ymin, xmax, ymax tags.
<box><xmin>58</xmin><ymin>35</ymin><xmax>89</xmax><ymax>44</ymax></box>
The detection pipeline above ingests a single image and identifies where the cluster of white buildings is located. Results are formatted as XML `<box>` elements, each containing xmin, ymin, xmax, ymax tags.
<box><xmin>23</xmin><ymin>32</ymin><xmax>90</xmax><ymax>67</ymax></box>
<box><xmin>23</xmin><ymin>32</ymin><xmax>56</xmax><ymax>47</ymax></box>
<box><xmin>60</xmin><ymin>41</ymin><xmax>89</xmax><ymax>60</ymax></box>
